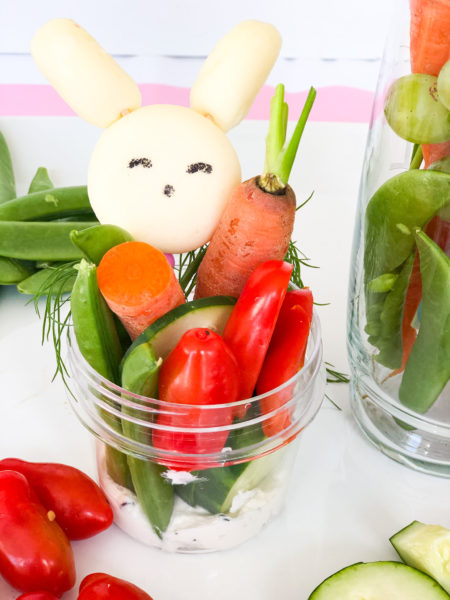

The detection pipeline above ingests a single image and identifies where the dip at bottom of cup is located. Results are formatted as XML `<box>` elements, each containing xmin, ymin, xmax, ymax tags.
<box><xmin>68</xmin><ymin>314</ymin><xmax>325</xmax><ymax>553</ymax></box>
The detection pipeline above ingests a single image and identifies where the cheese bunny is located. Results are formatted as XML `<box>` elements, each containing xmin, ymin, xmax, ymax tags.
<box><xmin>31</xmin><ymin>19</ymin><xmax>281</xmax><ymax>253</ymax></box>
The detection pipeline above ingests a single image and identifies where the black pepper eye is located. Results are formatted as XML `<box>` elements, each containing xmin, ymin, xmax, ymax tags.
<box><xmin>186</xmin><ymin>162</ymin><xmax>213</xmax><ymax>174</ymax></box>
<box><xmin>128</xmin><ymin>158</ymin><xmax>152</xmax><ymax>169</ymax></box>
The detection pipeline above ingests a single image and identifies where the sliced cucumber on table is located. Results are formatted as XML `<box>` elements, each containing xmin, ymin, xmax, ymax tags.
<box><xmin>391</xmin><ymin>521</ymin><xmax>450</xmax><ymax>593</ymax></box>
<box><xmin>308</xmin><ymin>561</ymin><xmax>450</xmax><ymax>599</ymax></box>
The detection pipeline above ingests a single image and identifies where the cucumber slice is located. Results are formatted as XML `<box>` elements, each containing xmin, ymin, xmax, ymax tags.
<box><xmin>175</xmin><ymin>419</ymin><xmax>282</xmax><ymax>515</ymax></box>
<box><xmin>122</xmin><ymin>295</ymin><xmax>235</xmax><ymax>365</ymax></box>
<box><xmin>391</xmin><ymin>521</ymin><xmax>450</xmax><ymax>593</ymax></box>
<box><xmin>309</xmin><ymin>561</ymin><xmax>450</xmax><ymax>599</ymax></box>
<box><xmin>189</xmin><ymin>449</ymin><xmax>282</xmax><ymax>514</ymax></box>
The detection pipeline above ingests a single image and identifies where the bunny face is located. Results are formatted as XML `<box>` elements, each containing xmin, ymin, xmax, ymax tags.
<box><xmin>32</xmin><ymin>18</ymin><xmax>281</xmax><ymax>253</ymax></box>
<box><xmin>88</xmin><ymin>105</ymin><xmax>241</xmax><ymax>254</ymax></box>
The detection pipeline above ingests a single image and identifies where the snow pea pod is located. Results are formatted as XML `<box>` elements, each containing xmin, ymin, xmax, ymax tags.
<box><xmin>371</xmin><ymin>254</ymin><xmax>415</xmax><ymax>369</ymax></box>
<box><xmin>365</xmin><ymin>170</ymin><xmax>450</xmax><ymax>359</ymax></box>
<box><xmin>0</xmin><ymin>131</ymin><xmax>16</xmax><ymax>204</ymax></box>
<box><xmin>121</xmin><ymin>343</ymin><xmax>174</xmax><ymax>538</ymax></box>
<box><xmin>0</xmin><ymin>221</ymin><xmax>93</xmax><ymax>261</ymax></box>
<box><xmin>28</xmin><ymin>167</ymin><xmax>53</xmax><ymax>194</ymax></box>
<box><xmin>71</xmin><ymin>260</ymin><xmax>132</xmax><ymax>489</ymax></box>
<box><xmin>0</xmin><ymin>256</ymin><xmax>35</xmax><ymax>284</ymax></box>
<box><xmin>70</xmin><ymin>224</ymin><xmax>133</xmax><ymax>265</ymax></box>
<box><xmin>0</xmin><ymin>186</ymin><xmax>92</xmax><ymax>221</ymax></box>
<box><xmin>399</xmin><ymin>231</ymin><xmax>450</xmax><ymax>412</ymax></box>
<box><xmin>365</xmin><ymin>169</ymin><xmax>450</xmax><ymax>282</ymax></box>
<box><xmin>17</xmin><ymin>265</ymin><xmax>75</xmax><ymax>295</ymax></box>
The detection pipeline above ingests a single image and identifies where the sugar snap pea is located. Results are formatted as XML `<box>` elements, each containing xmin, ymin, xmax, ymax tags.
<box><xmin>70</xmin><ymin>224</ymin><xmax>133</xmax><ymax>265</ymax></box>
<box><xmin>365</xmin><ymin>170</ymin><xmax>450</xmax><ymax>282</ymax></box>
<box><xmin>71</xmin><ymin>259</ymin><xmax>132</xmax><ymax>489</ymax></box>
<box><xmin>121</xmin><ymin>343</ymin><xmax>174</xmax><ymax>538</ymax></box>
<box><xmin>0</xmin><ymin>257</ymin><xmax>35</xmax><ymax>285</ymax></box>
<box><xmin>0</xmin><ymin>186</ymin><xmax>92</xmax><ymax>221</ymax></box>
<box><xmin>399</xmin><ymin>231</ymin><xmax>450</xmax><ymax>412</ymax></box>
<box><xmin>0</xmin><ymin>131</ymin><xmax>16</xmax><ymax>204</ymax></box>
<box><xmin>372</xmin><ymin>255</ymin><xmax>415</xmax><ymax>369</ymax></box>
<box><xmin>0</xmin><ymin>221</ymin><xmax>93</xmax><ymax>261</ymax></box>
<box><xmin>28</xmin><ymin>167</ymin><xmax>53</xmax><ymax>194</ymax></box>
<box><xmin>17</xmin><ymin>266</ymin><xmax>75</xmax><ymax>295</ymax></box>
<box><xmin>364</xmin><ymin>170</ymin><xmax>450</xmax><ymax>361</ymax></box>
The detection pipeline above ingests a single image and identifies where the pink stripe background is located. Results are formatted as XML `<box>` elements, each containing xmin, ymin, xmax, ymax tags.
<box><xmin>0</xmin><ymin>84</ymin><xmax>374</xmax><ymax>123</ymax></box>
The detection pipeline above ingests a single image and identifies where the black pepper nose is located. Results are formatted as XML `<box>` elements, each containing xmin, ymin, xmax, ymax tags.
<box><xmin>163</xmin><ymin>184</ymin><xmax>175</xmax><ymax>197</ymax></box>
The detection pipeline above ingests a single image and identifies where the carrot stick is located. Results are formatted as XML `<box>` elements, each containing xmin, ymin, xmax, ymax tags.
<box><xmin>195</xmin><ymin>85</ymin><xmax>316</xmax><ymax>299</ymax></box>
<box><xmin>97</xmin><ymin>241</ymin><xmax>185</xmax><ymax>340</ymax></box>
<box><xmin>410</xmin><ymin>0</ymin><xmax>450</xmax><ymax>76</ymax></box>
<box><xmin>410</xmin><ymin>0</ymin><xmax>450</xmax><ymax>165</ymax></box>
<box><xmin>421</xmin><ymin>141</ymin><xmax>450</xmax><ymax>167</ymax></box>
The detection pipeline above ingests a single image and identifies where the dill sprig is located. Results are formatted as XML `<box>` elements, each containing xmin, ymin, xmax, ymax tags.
<box><xmin>176</xmin><ymin>244</ymin><xmax>207</xmax><ymax>297</ymax></box>
<box><xmin>296</xmin><ymin>190</ymin><xmax>314</xmax><ymax>211</ymax></box>
<box><xmin>325</xmin><ymin>362</ymin><xmax>350</xmax><ymax>384</ymax></box>
<box><xmin>32</xmin><ymin>261</ymin><xmax>77</xmax><ymax>386</ymax></box>
<box><xmin>324</xmin><ymin>393</ymin><xmax>342</xmax><ymax>411</ymax></box>
<box><xmin>285</xmin><ymin>239</ymin><xmax>319</xmax><ymax>289</ymax></box>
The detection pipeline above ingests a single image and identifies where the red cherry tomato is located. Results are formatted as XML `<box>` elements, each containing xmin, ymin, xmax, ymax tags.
<box><xmin>16</xmin><ymin>592</ymin><xmax>59</xmax><ymax>600</ymax></box>
<box><xmin>0</xmin><ymin>470</ymin><xmax>75</xmax><ymax>596</ymax></box>
<box><xmin>153</xmin><ymin>328</ymin><xmax>240</xmax><ymax>469</ymax></box>
<box><xmin>0</xmin><ymin>458</ymin><xmax>113</xmax><ymax>540</ymax></box>
<box><xmin>78</xmin><ymin>573</ymin><xmax>154</xmax><ymax>600</ymax></box>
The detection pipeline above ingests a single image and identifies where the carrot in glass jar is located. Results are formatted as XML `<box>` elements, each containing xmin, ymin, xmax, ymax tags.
<box><xmin>97</xmin><ymin>241</ymin><xmax>185</xmax><ymax>340</ymax></box>
<box><xmin>195</xmin><ymin>85</ymin><xmax>315</xmax><ymax>299</ymax></box>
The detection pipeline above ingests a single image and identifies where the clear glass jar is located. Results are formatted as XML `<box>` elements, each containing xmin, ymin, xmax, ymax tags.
<box><xmin>347</xmin><ymin>0</ymin><xmax>450</xmax><ymax>477</ymax></box>
<box><xmin>67</xmin><ymin>314</ymin><xmax>325</xmax><ymax>552</ymax></box>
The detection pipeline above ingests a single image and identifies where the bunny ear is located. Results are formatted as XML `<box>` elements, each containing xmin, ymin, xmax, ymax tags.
<box><xmin>190</xmin><ymin>20</ymin><xmax>281</xmax><ymax>132</ymax></box>
<box><xmin>31</xmin><ymin>18</ymin><xmax>141</xmax><ymax>128</ymax></box>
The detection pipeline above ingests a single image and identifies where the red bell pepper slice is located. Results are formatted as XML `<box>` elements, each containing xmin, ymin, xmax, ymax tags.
<box><xmin>256</xmin><ymin>288</ymin><xmax>313</xmax><ymax>437</ymax></box>
<box><xmin>222</xmin><ymin>260</ymin><xmax>293</xmax><ymax>418</ymax></box>
<box><xmin>152</xmin><ymin>328</ymin><xmax>240</xmax><ymax>469</ymax></box>
<box><xmin>78</xmin><ymin>573</ymin><xmax>153</xmax><ymax>600</ymax></box>
<box><xmin>0</xmin><ymin>470</ymin><xmax>75</xmax><ymax>597</ymax></box>
<box><xmin>0</xmin><ymin>458</ymin><xmax>113</xmax><ymax>540</ymax></box>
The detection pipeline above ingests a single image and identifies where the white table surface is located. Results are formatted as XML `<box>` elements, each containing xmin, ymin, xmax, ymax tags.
<box><xmin>0</xmin><ymin>113</ymin><xmax>448</xmax><ymax>600</ymax></box>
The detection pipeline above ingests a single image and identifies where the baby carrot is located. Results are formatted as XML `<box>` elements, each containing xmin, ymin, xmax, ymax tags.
<box><xmin>97</xmin><ymin>241</ymin><xmax>185</xmax><ymax>340</ymax></box>
<box><xmin>195</xmin><ymin>85</ymin><xmax>315</xmax><ymax>298</ymax></box>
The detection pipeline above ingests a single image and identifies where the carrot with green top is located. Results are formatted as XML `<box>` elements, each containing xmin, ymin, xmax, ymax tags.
<box><xmin>97</xmin><ymin>241</ymin><xmax>185</xmax><ymax>340</ymax></box>
<box><xmin>195</xmin><ymin>85</ymin><xmax>316</xmax><ymax>299</ymax></box>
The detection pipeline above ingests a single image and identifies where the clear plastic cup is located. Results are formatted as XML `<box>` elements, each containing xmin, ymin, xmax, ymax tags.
<box><xmin>66</xmin><ymin>313</ymin><xmax>325</xmax><ymax>552</ymax></box>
